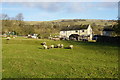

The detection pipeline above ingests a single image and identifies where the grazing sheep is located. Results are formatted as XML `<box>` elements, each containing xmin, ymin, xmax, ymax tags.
<box><xmin>57</xmin><ymin>44</ymin><xmax>61</xmax><ymax>48</ymax></box>
<box><xmin>41</xmin><ymin>42</ymin><xmax>46</xmax><ymax>45</ymax></box>
<box><xmin>60</xmin><ymin>44</ymin><xmax>64</xmax><ymax>48</ymax></box>
<box><xmin>43</xmin><ymin>45</ymin><xmax>48</xmax><ymax>49</ymax></box>
<box><xmin>6</xmin><ymin>37</ymin><xmax>11</xmax><ymax>44</ymax></box>
<box><xmin>69</xmin><ymin>45</ymin><xmax>73</xmax><ymax>49</ymax></box>
<box><xmin>50</xmin><ymin>45</ymin><xmax>54</xmax><ymax>48</ymax></box>
<box><xmin>54</xmin><ymin>45</ymin><xmax>58</xmax><ymax>48</ymax></box>
<box><xmin>6</xmin><ymin>37</ymin><xmax>11</xmax><ymax>40</ymax></box>
<box><xmin>54</xmin><ymin>44</ymin><xmax>60</xmax><ymax>48</ymax></box>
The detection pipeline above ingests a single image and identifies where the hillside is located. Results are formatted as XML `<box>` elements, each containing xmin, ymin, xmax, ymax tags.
<box><xmin>25</xmin><ymin>19</ymin><xmax>117</xmax><ymax>25</ymax></box>
<box><xmin>2</xmin><ymin>19</ymin><xmax>117</xmax><ymax>37</ymax></box>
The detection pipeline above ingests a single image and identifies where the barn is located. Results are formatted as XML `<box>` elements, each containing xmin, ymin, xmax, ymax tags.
<box><xmin>103</xmin><ymin>28</ymin><xmax>114</xmax><ymax>37</ymax></box>
<box><xmin>60</xmin><ymin>24</ymin><xmax>93</xmax><ymax>40</ymax></box>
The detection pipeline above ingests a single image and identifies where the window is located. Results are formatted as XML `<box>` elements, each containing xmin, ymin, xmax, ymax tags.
<box><xmin>75</xmin><ymin>30</ymin><xmax>78</xmax><ymax>33</ymax></box>
<box><xmin>63</xmin><ymin>31</ymin><xmax>65</xmax><ymax>33</ymax></box>
<box><xmin>82</xmin><ymin>30</ymin><xmax>84</xmax><ymax>32</ymax></box>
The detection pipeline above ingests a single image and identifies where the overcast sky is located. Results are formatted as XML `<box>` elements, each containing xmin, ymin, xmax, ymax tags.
<box><xmin>1</xmin><ymin>2</ymin><xmax>118</xmax><ymax>21</ymax></box>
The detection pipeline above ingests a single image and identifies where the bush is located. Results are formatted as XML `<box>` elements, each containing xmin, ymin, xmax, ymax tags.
<box><xmin>96</xmin><ymin>36</ymin><xmax>120</xmax><ymax>44</ymax></box>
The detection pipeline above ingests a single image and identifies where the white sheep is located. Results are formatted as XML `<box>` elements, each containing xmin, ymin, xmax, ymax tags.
<box><xmin>69</xmin><ymin>45</ymin><xmax>73</xmax><ymax>49</ymax></box>
<box><xmin>57</xmin><ymin>44</ymin><xmax>61</xmax><ymax>48</ymax></box>
<box><xmin>60</xmin><ymin>44</ymin><xmax>64</xmax><ymax>48</ymax></box>
<box><xmin>41</xmin><ymin>42</ymin><xmax>46</xmax><ymax>45</ymax></box>
<box><xmin>43</xmin><ymin>45</ymin><xmax>48</xmax><ymax>49</ymax></box>
<box><xmin>6</xmin><ymin>37</ymin><xmax>11</xmax><ymax>40</ymax></box>
<box><xmin>50</xmin><ymin>45</ymin><xmax>54</xmax><ymax>48</ymax></box>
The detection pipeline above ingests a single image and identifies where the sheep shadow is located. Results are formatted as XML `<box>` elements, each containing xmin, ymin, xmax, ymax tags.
<box><xmin>64</xmin><ymin>47</ymin><xmax>72</xmax><ymax>49</ymax></box>
<box><xmin>38</xmin><ymin>47</ymin><xmax>72</xmax><ymax>50</ymax></box>
<box><xmin>38</xmin><ymin>47</ymin><xmax>43</xmax><ymax>49</ymax></box>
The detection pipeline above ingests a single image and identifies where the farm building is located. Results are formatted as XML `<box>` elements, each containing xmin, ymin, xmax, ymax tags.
<box><xmin>102</xmin><ymin>27</ymin><xmax>114</xmax><ymax>37</ymax></box>
<box><xmin>60</xmin><ymin>24</ymin><xmax>93</xmax><ymax>40</ymax></box>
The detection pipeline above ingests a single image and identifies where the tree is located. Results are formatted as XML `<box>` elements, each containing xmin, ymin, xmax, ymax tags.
<box><xmin>104</xmin><ymin>23</ymin><xmax>108</xmax><ymax>26</ymax></box>
<box><xmin>113</xmin><ymin>21</ymin><xmax>120</xmax><ymax>36</ymax></box>
<box><xmin>15</xmin><ymin>13</ymin><xmax>24</xmax><ymax>21</ymax></box>
<box><xmin>20</xmin><ymin>25</ymin><xmax>35</xmax><ymax>35</ymax></box>
<box><xmin>0</xmin><ymin>14</ymin><xmax>10</xmax><ymax>20</ymax></box>
<box><xmin>92</xmin><ymin>22</ymin><xmax>96</xmax><ymax>26</ymax></box>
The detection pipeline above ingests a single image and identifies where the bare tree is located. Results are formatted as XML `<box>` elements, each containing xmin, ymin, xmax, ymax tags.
<box><xmin>15</xmin><ymin>13</ymin><xmax>24</xmax><ymax>21</ymax></box>
<box><xmin>0</xmin><ymin>14</ymin><xmax>10</xmax><ymax>20</ymax></box>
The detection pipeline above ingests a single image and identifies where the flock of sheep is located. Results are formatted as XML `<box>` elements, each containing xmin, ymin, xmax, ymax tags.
<box><xmin>41</xmin><ymin>42</ymin><xmax>73</xmax><ymax>49</ymax></box>
<box><xmin>5</xmin><ymin>37</ymin><xmax>74</xmax><ymax>49</ymax></box>
<box><xmin>6</xmin><ymin>37</ymin><xmax>16</xmax><ymax>40</ymax></box>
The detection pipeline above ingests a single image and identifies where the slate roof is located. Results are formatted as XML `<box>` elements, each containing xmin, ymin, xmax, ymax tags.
<box><xmin>103</xmin><ymin>28</ymin><xmax>114</xmax><ymax>31</ymax></box>
<box><xmin>103</xmin><ymin>25</ymin><xmax>114</xmax><ymax>31</ymax></box>
<box><xmin>60</xmin><ymin>24</ymin><xmax>89</xmax><ymax>31</ymax></box>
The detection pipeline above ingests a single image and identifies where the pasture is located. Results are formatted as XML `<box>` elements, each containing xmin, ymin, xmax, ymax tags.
<box><xmin>2</xmin><ymin>37</ymin><xmax>118</xmax><ymax>78</ymax></box>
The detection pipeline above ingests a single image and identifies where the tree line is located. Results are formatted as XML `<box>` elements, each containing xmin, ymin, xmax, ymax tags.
<box><xmin>1</xmin><ymin>13</ymin><xmax>120</xmax><ymax>38</ymax></box>
<box><xmin>1</xmin><ymin>13</ymin><xmax>61</xmax><ymax>37</ymax></box>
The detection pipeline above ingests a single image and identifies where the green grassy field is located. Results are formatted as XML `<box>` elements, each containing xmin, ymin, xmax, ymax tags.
<box><xmin>2</xmin><ymin>37</ymin><xmax>118</xmax><ymax>78</ymax></box>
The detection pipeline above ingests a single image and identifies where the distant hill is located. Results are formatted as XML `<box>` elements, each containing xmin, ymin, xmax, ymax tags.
<box><xmin>2</xmin><ymin>19</ymin><xmax>118</xmax><ymax>37</ymax></box>
<box><xmin>25</xmin><ymin>19</ymin><xmax>117</xmax><ymax>26</ymax></box>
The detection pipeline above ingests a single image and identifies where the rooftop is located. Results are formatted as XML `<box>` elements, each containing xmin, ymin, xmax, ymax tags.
<box><xmin>103</xmin><ymin>25</ymin><xmax>114</xmax><ymax>31</ymax></box>
<box><xmin>60</xmin><ymin>24</ymin><xmax>89</xmax><ymax>31</ymax></box>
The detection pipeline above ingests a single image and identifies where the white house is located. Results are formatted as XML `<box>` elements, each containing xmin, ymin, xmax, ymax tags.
<box><xmin>103</xmin><ymin>28</ymin><xmax>114</xmax><ymax>36</ymax></box>
<box><xmin>60</xmin><ymin>24</ymin><xmax>93</xmax><ymax>40</ymax></box>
